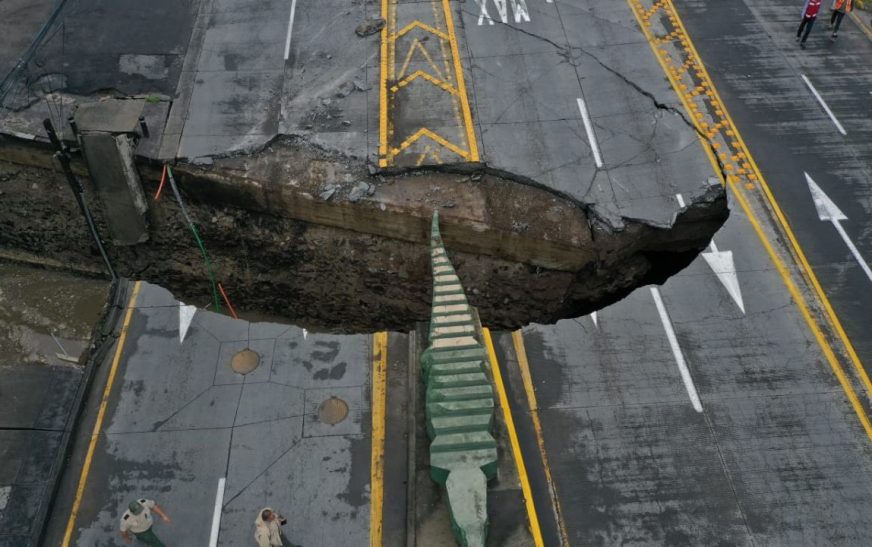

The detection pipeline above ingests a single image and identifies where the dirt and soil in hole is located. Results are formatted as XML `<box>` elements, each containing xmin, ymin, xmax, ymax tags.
<box><xmin>0</xmin><ymin>137</ymin><xmax>728</xmax><ymax>333</ymax></box>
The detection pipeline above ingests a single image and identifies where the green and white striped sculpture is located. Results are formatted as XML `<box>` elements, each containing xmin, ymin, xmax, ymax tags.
<box><xmin>422</xmin><ymin>211</ymin><xmax>498</xmax><ymax>547</ymax></box>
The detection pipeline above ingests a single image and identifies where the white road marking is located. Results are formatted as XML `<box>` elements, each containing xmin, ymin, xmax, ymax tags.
<box><xmin>589</xmin><ymin>311</ymin><xmax>598</xmax><ymax>328</ymax></box>
<box><xmin>209</xmin><ymin>478</ymin><xmax>226</xmax><ymax>547</ymax></box>
<box><xmin>702</xmin><ymin>241</ymin><xmax>746</xmax><ymax>314</ymax></box>
<box><xmin>476</xmin><ymin>0</ymin><xmax>531</xmax><ymax>25</ymax></box>
<box><xmin>179</xmin><ymin>302</ymin><xmax>197</xmax><ymax>343</ymax></box>
<box><xmin>801</xmin><ymin>74</ymin><xmax>847</xmax><ymax>136</ymax></box>
<box><xmin>650</xmin><ymin>287</ymin><xmax>703</xmax><ymax>413</ymax></box>
<box><xmin>0</xmin><ymin>486</ymin><xmax>10</xmax><ymax>511</ymax></box>
<box><xmin>476</xmin><ymin>0</ymin><xmax>495</xmax><ymax>26</ymax></box>
<box><xmin>284</xmin><ymin>0</ymin><xmax>299</xmax><ymax>61</ymax></box>
<box><xmin>675</xmin><ymin>193</ymin><xmax>686</xmax><ymax>208</ymax></box>
<box><xmin>576</xmin><ymin>97</ymin><xmax>603</xmax><ymax>168</ymax></box>
<box><xmin>805</xmin><ymin>172</ymin><xmax>872</xmax><ymax>283</ymax></box>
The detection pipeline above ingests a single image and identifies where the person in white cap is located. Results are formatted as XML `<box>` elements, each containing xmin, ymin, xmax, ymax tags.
<box><xmin>119</xmin><ymin>498</ymin><xmax>171</xmax><ymax>546</ymax></box>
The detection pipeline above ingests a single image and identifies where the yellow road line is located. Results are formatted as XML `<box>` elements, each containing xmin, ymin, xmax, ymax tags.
<box><xmin>849</xmin><ymin>11</ymin><xmax>872</xmax><ymax>42</ymax></box>
<box><xmin>483</xmin><ymin>328</ymin><xmax>544</xmax><ymax>547</ymax></box>
<box><xmin>394</xmin><ymin>127</ymin><xmax>470</xmax><ymax>159</ymax></box>
<box><xmin>62</xmin><ymin>281</ymin><xmax>142</xmax><ymax>547</ymax></box>
<box><xmin>395</xmin><ymin>20</ymin><xmax>449</xmax><ymax>41</ymax></box>
<box><xmin>370</xmin><ymin>331</ymin><xmax>388</xmax><ymax>547</ymax></box>
<box><xmin>441</xmin><ymin>0</ymin><xmax>479</xmax><ymax>162</ymax></box>
<box><xmin>627</xmin><ymin>0</ymin><xmax>872</xmax><ymax>441</ymax></box>
<box><xmin>379</xmin><ymin>0</ymin><xmax>390</xmax><ymax>167</ymax></box>
<box><xmin>511</xmin><ymin>331</ymin><xmax>570</xmax><ymax>547</ymax></box>
<box><xmin>380</xmin><ymin>0</ymin><xmax>479</xmax><ymax>166</ymax></box>
<box><xmin>666</xmin><ymin>2</ymin><xmax>872</xmax><ymax>404</ymax></box>
<box><xmin>391</xmin><ymin>70</ymin><xmax>458</xmax><ymax>95</ymax></box>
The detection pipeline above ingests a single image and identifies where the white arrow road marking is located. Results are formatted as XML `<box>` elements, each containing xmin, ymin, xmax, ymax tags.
<box><xmin>801</xmin><ymin>74</ymin><xmax>847</xmax><ymax>136</ymax></box>
<box><xmin>589</xmin><ymin>311</ymin><xmax>598</xmax><ymax>328</ymax></box>
<box><xmin>577</xmin><ymin>97</ymin><xmax>603</xmax><ymax>168</ymax></box>
<box><xmin>303</xmin><ymin>328</ymin><xmax>308</xmax><ymax>340</ymax></box>
<box><xmin>179</xmin><ymin>302</ymin><xmax>197</xmax><ymax>343</ymax></box>
<box><xmin>651</xmin><ymin>287</ymin><xmax>703</xmax><ymax>413</ymax></box>
<box><xmin>806</xmin><ymin>172</ymin><xmax>872</xmax><ymax>283</ymax></box>
<box><xmin>702</xmin><ymin>241</ymin><xmax>746</xmax><ymax>314</ymax></box>
<box><xmin>677</xmin><ymin>193</ymin><xmax>745</xmax><ymax>313</ymax></box>
<box><xmin>284</xmin><ymin>0</ymin><xmax>299</xmax><ymax>61</ymax></box>
<box><xmin>208</xmin><ymin>477</ymin><xmax>226</xmax><ymax>547</ymax></box>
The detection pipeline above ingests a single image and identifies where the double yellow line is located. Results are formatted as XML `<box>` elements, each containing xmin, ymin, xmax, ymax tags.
<box><xmin>628</xmin><ymin>0</ymin><xmax>872</xmax><ymax>439</ymax></box>
<box><xmin>378</xmin><ymin>0</ymin><xmax>479</xmax><ymax>167</ymax></box>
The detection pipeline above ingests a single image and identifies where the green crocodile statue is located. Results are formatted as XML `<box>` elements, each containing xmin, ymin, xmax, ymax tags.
<box><xmin>421</xmin><ymin>211</ymin><xmax>498</xmax><ymax>547</ymax></box>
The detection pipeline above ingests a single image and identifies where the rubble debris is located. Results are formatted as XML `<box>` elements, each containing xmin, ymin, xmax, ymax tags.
<box><xmin>319</xmin><ymin>184</ymin><xmax>338</xmax><ymax>201</ymax></box>
<box><xmin>355</xmin><ymin>18</ymin><xmax>386</xmax><ymax>37</ymax></box>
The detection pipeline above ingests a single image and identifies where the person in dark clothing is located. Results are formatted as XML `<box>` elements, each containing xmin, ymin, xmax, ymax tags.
<box><xmin>797</xmin><ymin>0</ymin><xmax>823</xmax><ymax>47</ymax></box>
<box><xmin>828</xmin><ymin>0</ymin><xmax>854</xmax><ymax>40</ymax></box>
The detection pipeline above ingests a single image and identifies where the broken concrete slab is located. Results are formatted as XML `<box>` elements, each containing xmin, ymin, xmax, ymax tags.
<box><xmin>0</xmin><ymin>134</ymin><xmax>728</xmax><ymax>331</ymax></box>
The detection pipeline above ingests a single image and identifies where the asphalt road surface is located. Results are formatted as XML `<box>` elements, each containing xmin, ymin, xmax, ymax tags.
<box><xmin>20</xmin><ymin>0</ymin><xmax>872</xmax><ymax>545</ymax></box>
<box><xmin>486</xmin><ymin>0</ymin><xmax>872</xmax><ymax>544</ymax></box>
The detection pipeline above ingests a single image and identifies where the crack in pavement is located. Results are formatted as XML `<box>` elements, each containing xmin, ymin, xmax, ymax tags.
<box><xmin>458</xmin><ymin>9</ymin><xmax>733</xmax><ymax>185</ymax></box>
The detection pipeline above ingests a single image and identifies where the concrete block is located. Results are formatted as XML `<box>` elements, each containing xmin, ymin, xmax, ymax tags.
<box><xmin>426</xmin><ymin>385</ymin><xmax>493</xmax><ymax>403</ymax></box>
<box><xmin>427</xmin><ymin>398</ymin><xmax>494</xmax><ymax>417</ymax></box>
<box><xmin>429</xmin><ymin>372</ymin><xmax>489</xmax><ymax>389</ymax></box>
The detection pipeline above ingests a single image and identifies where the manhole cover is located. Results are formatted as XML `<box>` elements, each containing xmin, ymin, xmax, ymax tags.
<box><xmin>319</xmin><ymin>396</ymin><xmax>349</xmax><ymax>425</ymax></box>
<box><xmin>230</xmin><ymin>348</ymin><xmax>260</xmax><ymax>375</ymax></box>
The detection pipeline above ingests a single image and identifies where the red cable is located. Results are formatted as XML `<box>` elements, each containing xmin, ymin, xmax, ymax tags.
<box><xmin>218</xmin><ymin>283</ymin><xmax>238</xmax><ymax>319</ymax></box>
<box><xmin>154</xmin><ymin>164</ymin><xmax>167</xmax><ymax>201</ymax></box>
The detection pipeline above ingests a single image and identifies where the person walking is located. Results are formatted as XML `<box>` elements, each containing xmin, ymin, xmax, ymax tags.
<box><xmin>828</xmin><ymin>0</ymin><xmax>854</xmax><ymax>40</ymax></box>
<box><xmin>255</xmin><ymin>507</ymin><xmax>299</xmax><ymax>547</ymax></box>
<box><xmin>797</xmin><ymin>0</ymin><xmax>823</xmax><ymax>48</ymax></box>
<box><xmin>119</xmin><ymin>498</ymin><xmax>171</xmax><ymax>546</ymax></box>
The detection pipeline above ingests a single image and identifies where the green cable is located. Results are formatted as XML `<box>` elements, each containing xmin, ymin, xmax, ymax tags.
<box><xmin>166</xmin><ymin>165</ymin><xmax>222</xmax><ymax>312</ymax></box>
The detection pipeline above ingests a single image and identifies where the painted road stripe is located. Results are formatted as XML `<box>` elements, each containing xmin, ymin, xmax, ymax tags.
<box><xmin>512</xmin><ymin>331</ymin><xmax>570</xmax><ymax>547</ymax></box>
<box><xmin>283</xmin><ymin>0</ymin><xmax>299</xmax><ymax>61</ymax></box>
<box><xmin>208</xmin><ymin>478</ymin><xmax>226</xmax><ymax>547</ymax></box>
<box><xmin>62</xmin><ymin>281</ymin><xmax>142</xmax><ymax>547</ymax></box>
<box><xmin>483</xmin><ymin>328</ymin><xmax>544</xmax><ymax>547</ymax></box>
<box><xmin>650</xmin><ymin>287</ymin><xmax>703</xmax><ymax>413</ymax></box>
<box><xmin>805</xmin><ymin>172</ymin><xmax>872</xmax><ymax>284</ymax></box>
<box><xmin>441</xmin><ymin>0</ymin><xmax>480</xmax><ymax>162</ymax></box>
<box><xmin>801</xmin><ymin>74</ymin><xmax>847</xmax><ymax>136</ymax></box>
<box><xmin>370</xmin><ymin>332</ymin><xmax>388</xmax><ymax>547</ymax></box>
<box><xmin>628</xmin><ymin>0</ymin><xmax>872</xmax><ymax>441</ymax></box>
<box><xmin>576</xmin><ymin>97</ymin><xmax>603</xmax><ymax>168</ymax></box>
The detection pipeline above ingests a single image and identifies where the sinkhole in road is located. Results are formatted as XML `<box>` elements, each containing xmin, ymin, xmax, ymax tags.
<box><xmin>0</xmin><ymin>141</ymin><xmax>729</xmax><ymax>334</ymax></box>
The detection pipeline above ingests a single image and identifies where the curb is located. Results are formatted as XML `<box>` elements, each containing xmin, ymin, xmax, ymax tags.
<box><xmin>32</xmin><ymin>278</ymin><xmax>128</xmax><ymax>547</ymax></box>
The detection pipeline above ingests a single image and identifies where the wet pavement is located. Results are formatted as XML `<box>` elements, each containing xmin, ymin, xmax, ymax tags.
<box><xmin>3</xmin><ymin>0</ymin><xmax>872</xmax><ymax>545</ymax></box>
<box><xmin>0</xmin><ymin>264</ymin><xmax>108</xmax><ymax>547</ymax></box>
<box><xmin>45</xmin><ymin>281</ymin><xmax>389</xmax><ymax>546</ymax></box>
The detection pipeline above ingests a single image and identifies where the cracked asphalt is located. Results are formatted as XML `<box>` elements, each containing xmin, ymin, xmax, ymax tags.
<box><xmin>6</xmin><ymin>0</ymin><xmax>872</xmax><ymax>545</ymax></box>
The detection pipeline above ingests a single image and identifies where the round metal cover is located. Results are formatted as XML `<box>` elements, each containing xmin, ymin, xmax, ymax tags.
<box><xmin>230</xmin><ymin>348</ymin><xmax>260</xmax><ymax>375</ymax></box>
<box><xmin>319</xmin><ymin>396</ymin><xmax>349</xmax><ymax>425</ymax></box>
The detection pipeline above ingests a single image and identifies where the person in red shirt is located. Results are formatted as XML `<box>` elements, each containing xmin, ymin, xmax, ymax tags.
<box><xmin>797</xmin><ymin>0</ymin><xmax>823</xmax><ymax>48</ymax></box>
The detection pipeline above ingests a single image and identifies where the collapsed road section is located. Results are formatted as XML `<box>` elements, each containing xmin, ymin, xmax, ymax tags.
<box><xmin>0</xmin><ymin>129</ymin><xmax>726</xmax><ymax>332</ymax></box>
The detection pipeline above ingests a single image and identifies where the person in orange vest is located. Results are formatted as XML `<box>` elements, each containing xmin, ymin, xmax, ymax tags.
<box><xmin>828</xmin><ymin>0</ymin><xmax>854</xmax><ymax>40</ymax></box>
<box><xmin>797</xmin><ymin>0</ymin><xmax>823</xmax><ymax>48</ymax></box>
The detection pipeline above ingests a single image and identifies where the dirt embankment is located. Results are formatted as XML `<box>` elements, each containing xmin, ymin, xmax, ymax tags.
<box><xmin>0</xmin><ymin>135</ymin><xmax>728</xmax><ymax>332</ymax></box>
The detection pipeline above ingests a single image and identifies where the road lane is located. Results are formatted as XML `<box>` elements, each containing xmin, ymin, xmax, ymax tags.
<box><xmin>48</xmin><ymin>282</ymin><xmax>385</xmax><ymax>546</ymax></box>
<box><xmin>674</xmin><ymin>0</ymin><xmax>872</xmax><ymax>379</ymax></box>
<box><xmin>467</xmin><ymin>0</ymin><xmax>872</xmax><ymax>543</ymax></box>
